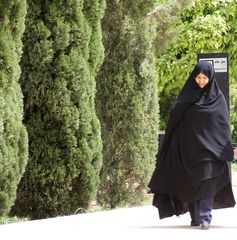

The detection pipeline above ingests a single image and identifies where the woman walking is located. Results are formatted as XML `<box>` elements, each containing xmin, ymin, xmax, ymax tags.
<box><xmin>148</xmin><ymin>61</ymin><xmax>236</xmax><ymax>230</ymax></box>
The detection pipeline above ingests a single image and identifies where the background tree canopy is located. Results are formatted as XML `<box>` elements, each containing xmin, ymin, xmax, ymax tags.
<box><xmin>156</xmin><ymin>0</ymin><xmax>237</xmax><ymax>147</ymax></box>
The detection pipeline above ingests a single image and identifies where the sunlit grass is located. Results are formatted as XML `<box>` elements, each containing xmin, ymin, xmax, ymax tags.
<box><xmin>0</xmin><ymin>216</ymin><xmax>28</xmax><ymax>225</ymax></box>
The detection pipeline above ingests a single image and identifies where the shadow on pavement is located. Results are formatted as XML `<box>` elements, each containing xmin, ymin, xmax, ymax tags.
<box><xmin>130</xmin><ymin>225</ymin><xmax>237</xmax><ymax>229</ymax></box>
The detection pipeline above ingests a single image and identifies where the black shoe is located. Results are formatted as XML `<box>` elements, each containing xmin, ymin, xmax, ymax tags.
<box><xmin>191</xmin><ymin>221</ymin><xmax>200</xmax><ymax>227</ymax></box>
<box><xmin>200</xmin><ymin>222</ymin><xmax>210</xmax><ymax>230</ymax></box>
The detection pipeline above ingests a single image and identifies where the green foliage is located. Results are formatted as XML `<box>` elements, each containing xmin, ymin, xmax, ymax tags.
<box><xmin>220</xmin><ymin>2</ymin><xmax>237</xmax><ymax>146</ymax></box>
<box><xmin>157</xmin><ymin>0</ymin><xmax>237</xmax><ymax>132</ymax></box>
<box><xmin>0</xmin><ymin>215</ymin><xmax>28</xmax><ymax>225</ymax></box>
<box><xmin>12</xmin><ymin>0</ymin><xmax>104</xmax><ymax>219</ymax></box>
<box><xmin>0</xmin><ymin>0</ymin><xmax>28</xmax><ymax>216</ymax></box>
<box><xmin>96</xmin><ymin>0</ymin><xmax>190</xmax><ymax>208</ymax></box>
<box><xmin>150</xmin><ymin>0</ymin><xmax>194</xmax><ymax>54</ymax></box>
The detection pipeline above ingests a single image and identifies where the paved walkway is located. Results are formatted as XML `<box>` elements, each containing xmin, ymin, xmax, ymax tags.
<box><xmin>1</xmin><ymin>174</ymin><xmax>237</xmax><ymax>240</ymax></box>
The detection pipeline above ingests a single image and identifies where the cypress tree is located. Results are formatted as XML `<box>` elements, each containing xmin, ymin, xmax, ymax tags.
<box><xmin>0</xmin><ymin>0</ymin><xmax>28</xmax><ymax>216</ymax></box>
<box><xmin>96</xmin><ymin>0</ymin><xmax>159</xmax><ymax>208</ymax></box>
<box><xmin>12</xmin><ymin>0</ymin><xmax>105</xmax><ymax>219</ymax></box>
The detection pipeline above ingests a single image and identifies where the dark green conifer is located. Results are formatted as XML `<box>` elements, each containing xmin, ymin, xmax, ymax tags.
<box><xmin>0</xmin><ymin>0</ymin><xmax>28</xmax><ymax>216</ymax></box>
<box><xmin>96</xmin><ymin>0</ymin><xmax>159</xmax><ymax>208</ymax></box>
<box><xmin>12</xmin><ymin>0</ymin><xmax>105</xmax><ymax>219</ymax></box>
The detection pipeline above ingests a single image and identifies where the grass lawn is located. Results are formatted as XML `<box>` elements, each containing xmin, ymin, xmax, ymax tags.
<box><xmin>0</xmin><ymin>216</ymin><xmax>28</xmax><ymax>225</ymax></box>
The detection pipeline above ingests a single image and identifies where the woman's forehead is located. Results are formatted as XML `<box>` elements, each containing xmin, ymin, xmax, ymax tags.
<box><xmin>196</xmin><ymin>72</ymin><xmax>209</xmax><ymax>77</ymax></box>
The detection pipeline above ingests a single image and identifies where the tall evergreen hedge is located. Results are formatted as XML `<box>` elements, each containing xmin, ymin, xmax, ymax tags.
<box><xmin>0</xmin><ymin>0</ymin><xmax>28</xmax><ymax>216</ymax></box>
<box><xmin>96</xmin><ymin>0</ymin><xmax>159</xmax><ymax>208</ymax></box>
<box><xmin>12</xmin><ymin>0</ymin><xmax>105</xmax><ymax>219</ymax></box>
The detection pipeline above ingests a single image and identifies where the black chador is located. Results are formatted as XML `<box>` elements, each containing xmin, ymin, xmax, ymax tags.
<box><xmin>148</xmin><ymin>61</ymin><xmax>236</xmax><ymax>222</ymax></box>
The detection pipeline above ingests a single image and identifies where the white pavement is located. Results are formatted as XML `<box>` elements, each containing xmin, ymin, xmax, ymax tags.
<box><xmin>1</xmin><ymin>187</ymin><xmax>237</xmax><ymax>240</ymax></box>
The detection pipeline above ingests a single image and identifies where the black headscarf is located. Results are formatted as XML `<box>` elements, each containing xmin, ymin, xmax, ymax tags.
<box><xmin>148</xmin><ymin>61</ymin><xmax>235</xmax><ymax>219</ymax></box>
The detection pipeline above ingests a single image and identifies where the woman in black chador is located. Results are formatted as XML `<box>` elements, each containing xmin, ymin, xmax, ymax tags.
<box><xmin>148</xmin><ymin>61</ymin><xmax>236</xmax><ymax>230</ymax></box>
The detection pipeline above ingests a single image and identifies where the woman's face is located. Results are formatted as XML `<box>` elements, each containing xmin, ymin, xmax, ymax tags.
<box><xmin>195</xmin><ymin>73</ymin><xmax>209</xmax><ymax>88</ymax></box>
